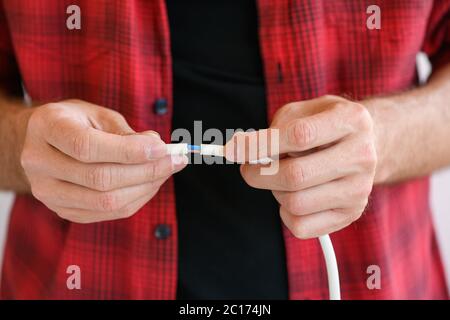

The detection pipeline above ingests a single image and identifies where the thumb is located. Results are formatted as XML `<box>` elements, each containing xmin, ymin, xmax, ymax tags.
<box><xmin>139</xmin><ymin>130</ymin><xmax>161</xmax><ymax>139</ymax></box>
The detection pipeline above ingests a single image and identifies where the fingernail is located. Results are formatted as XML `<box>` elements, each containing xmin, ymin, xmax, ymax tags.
<box><xmin>171</xmin><ymin>154</ymin><xmax>189</xmax><ymax>167</ymax></box>
<box><xmin>146</xmin><ymin>143</ymin><xmax>167</xmax><ymax>159</ymax></box>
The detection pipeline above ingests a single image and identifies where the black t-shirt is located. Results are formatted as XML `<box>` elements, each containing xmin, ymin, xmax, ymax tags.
<box><xmin>167</xmin><ymin>0</ymin><xmax>288</xmax><ymax>299</ymax></box>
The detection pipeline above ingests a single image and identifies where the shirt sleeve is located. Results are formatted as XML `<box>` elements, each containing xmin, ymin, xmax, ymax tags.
<box><xmin>422</xmin><ymin>0</ymin><xmax>450</xmax><ymax>71</ymax></box>
<box><xmin>0</xmin><ymin>1</ymin><xmax>22</xmax><ymax>97</ymax></box>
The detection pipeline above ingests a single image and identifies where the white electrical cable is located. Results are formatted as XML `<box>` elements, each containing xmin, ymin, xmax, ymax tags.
<box><xmin>198</xmin><ymin>144</ymin><xmax>224</xmax><ymax>157</ymax></box>
<box><xmin>167</xmin><ymin>143</ymin><xmax>273</xmax><ymax>163</ymax></box>
<box><xmin>319</xmin><ymin>234</ymin><xmax>341</xmax><ymax>300</ymax></box>
<box><xmin>166</xmin><ymin>143</ymin><xmax>342</xmax><ymax>300</ymax></box>
<box><xmin>166</xmin><ymin>143</ymin><xmax>190</xmax><ymax>155</ymax></box>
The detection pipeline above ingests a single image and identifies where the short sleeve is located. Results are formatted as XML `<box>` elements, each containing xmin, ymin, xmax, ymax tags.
<box><xmin>422</xmin><ymin>0</ymin><xmax>450</xmax><ymax>72</ymax></box>
<box><xmin>0</xmin><ymin>1</ymin><xmax>22</xmax><ymax>97</ymax></box>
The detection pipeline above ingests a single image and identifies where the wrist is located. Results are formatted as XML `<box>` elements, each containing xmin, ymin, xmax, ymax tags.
<box><xmin>0</xmin><ymin>101</ymin><xmax>35</xmax><ymax>192</ymax></box>
<box><xmin>362</xmin><ymin>98</ymin><xmax>398</xmax><ymax>185</ymax></box>
<box><xmin>14</xmin><ymin>107</ymin><xmax>35</xmax><ymax>188</ymax></box>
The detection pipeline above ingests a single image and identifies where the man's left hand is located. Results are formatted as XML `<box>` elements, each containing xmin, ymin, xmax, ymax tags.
<box><xmin>226</xmin><ymin>95</ymin><xmax>378</xmax><ymax>239</ymax></box>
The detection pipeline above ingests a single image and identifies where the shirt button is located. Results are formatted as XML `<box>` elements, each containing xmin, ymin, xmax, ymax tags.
<box><xmin>154</xmin><ymin>224</ymin><xmax>171</xmax><ymax>240</ymax></box>
<box><xmin>153</xmin><ymin>98</ymin><xmax>168</xmax><ymax>115</ymax></box>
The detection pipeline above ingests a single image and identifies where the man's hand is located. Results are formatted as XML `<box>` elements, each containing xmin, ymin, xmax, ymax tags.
<box><xmin>21</xmin><ymin>100</ymin><xmax>187</xmax><ymax>223</ymax></box>
<box><xmin>226</xmin><ymin>95</ymin><xmax>377</xmax><ymax>239</ymax></box>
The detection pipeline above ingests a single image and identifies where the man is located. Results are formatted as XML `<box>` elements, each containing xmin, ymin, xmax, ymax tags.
<box><xmin>0</xmin><ymin>0</ymin><xmax>449</xmax><ymax>299</ymax></box>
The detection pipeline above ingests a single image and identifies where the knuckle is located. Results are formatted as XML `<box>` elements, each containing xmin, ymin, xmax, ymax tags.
<box><xmin>32</xmin><ymin>103</ymin><xmax>64</xmax><ymax>126</ymax></box>
<box><xmin>359</xmin><ymin>198</ymin><xmax>370</xmax><ymax>212</ymax></box>
<box><xmin>280</xmin><ymin>207</ymin><xmax>310</xmax><ymax>239</ymax></box>
<box><xmin>109</xmin><ymin>109</ymin><xmax>127</xmax><ymax>122</ymax></box>
<box><xmin>20</xmin><ymin>149</ymin><xmax>35</xmax><ymax>171</ymax></box>
<box><xmin>119</xmin><ymin>136</ymin><xmax>143</xmax><ymax>162</ymax></box>
<box><xmin>30</xmin><ymin>186</ymin><xmax>46</xmax><ymax>202</ymax></box>
<box><xmin>288</xmin><ymin>120</ymin><xmax>316</xmax><ymax>148</ymax></box>
<box><xmin>52</xmin><ymin>208</ymin><xmax>78</xmax><ymax>223</ymax></box>
<box><xmin>97</xmin><ymin>192</ymin><xmax>120</xmax><ymax>212</ymax></box>
<box><xmin>332</xmin><ymin>209</ymin><xmax>357</xmax><ymax>230</ymax></box>
<box><xmin>272</xmin><ymin>102</ymin><xmax>297</xmax><ymax>123</ymax></box>
<box><xmin>86</xmin><ymin>166</ymin><xmax>114</xmax><ymax>191</ymax></box>
<box><xmin>332</xmin><ymin>101</ymin><xmax>347</xmax><ymax>113</ymax></box>
<box><xmin>72</xmin><ymin>131</ymin><xmax>91</xmax><ymax>162</ymax></box>
<box><xmin>19</xmin><ymin>152</ymin><xmax>28</xmax><ymax>171</ymax></box>
<box><xmin>352</xmin><ymin>103</ymin><xmax>373</xmax><ymax>131</ymax></box>
<box><xmin>283</xmin><ymin>163</ymin><xmax>305</xmax><ymax>190</ymax></box>
<box><xmin>284</xmin><ymin>194</ymin><xmax>302</xmax><ymax>215</ymax></box>
<box><xmin>118</xmin><ymin>137</ymin><xmax>132</xmax><ymax>162</ymax></box>
<box><xmin>359</xmin><ymin>142</ymin><xmax>378</xmax><ymax>170</ymax></box>
<box><xmin>350</xmin><ymin>101</ymin><xmax>366</xmax><ymax>114</ymax></box>
<box><xmin>144</xmin><ymin>162</ymin><xmax>158</xmax><ymax>181</ymax></box>
<box><xmin>331</xmin><ymin>100</ymin><xmax>355</xmax><ymax>117</ymax></box>
<box><xmin>45</xmin><ymin>118</ymin><xmax>63</xmax><ymax>141</ymax></box>
<box><xmin>341</xmin><ymin>212</ymin><xmax>355</xmax><ymax>226</ymax></box>
<box><xmin>44</xmin><ymin>104</ymin><xmax>68</xmax><ymax>126</ymax></box>
<box><xmin>322</xmin><ymin>94</ymin><xmax>339</xmax><ymax>101</ymax></box>
<box><xmin>36</xmin><ymin>103</ymin><xmax>58</xmax><ymax>118</ymax></box>
<box><xmin>116</xmin><ymin>203</ymin><xmax>138</xmax><ymax>219</ymax></box>
<box><xmin>349</xmin><ymin>191</ymin><xmax>371</xmax><ymax>215</ymax></box>
<box><xmin>144</xmin><ymin>184</ymin><xmax>161</xmax><ymax>202</ymax></box>
<box><xmin>284</xmin><ymin>102</ymin><xmax>301</xmax><ymax>111</ymax></box>
<box><xmin>53</xmin><ymin>189</ymin><xmax>70</xmax><ymax>205</ymax></box>
<box><xmin>27</xmin><ymin>109</ymin><xmax>44</xmax><ymax>131</ymax></box>
<box><xmin>360</xmin><ymin>182</ymin><xmax>374</xmax><ymax>197</ymax></box>
<box><xmin>146</xmin><ymin>179</ymin><xmax>159</xmax><ymax>192</ymax></box>
<box><xmin>350</xmin><ymin>180</ymin><xmax>373</xmax><ymax>201</ymax></box>
<box><xmin>277</xmin><ymin>102</ymin><xmax>294</xmax><ymax>112</ymax></box>
<box><xmin>292</xmin><ymin>222</ymin><xmax>310</xmax><ymax>240</ymax></box>
<box><xmin>350</xmin><ymin>208</ymin><xmax>364</xmax><ymax>223</ymax></box>
<box><xmin>43</xmin><ymin>102</ymin><xmax>63</xmax><ymax>112</ymax></box>
<box><xmin>352</xmin><ymin>187</ymin><xmax>369</xmax><ymax>201</ymax></box>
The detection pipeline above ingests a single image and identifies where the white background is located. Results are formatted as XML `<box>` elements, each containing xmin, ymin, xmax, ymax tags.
<box><xmin>0</xmin><ymin>55</ymin><xmax>449</xmax><ymax>291</ymax></box>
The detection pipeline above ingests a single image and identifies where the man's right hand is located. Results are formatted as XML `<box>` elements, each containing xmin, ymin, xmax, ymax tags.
<box><xmin>20</xmin><ymin>100</ymin><xmax>187</xmax><ymax>223</ymax></box>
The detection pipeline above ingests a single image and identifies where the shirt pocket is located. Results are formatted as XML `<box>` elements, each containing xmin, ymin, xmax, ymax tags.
<box><xmin>5</xmin><ymin>0</ymin><xmax>115</xmax><ymax>101</ymax></box>
<box><xmin>7</xmin><ymin>0</ymin><xmax>113</xmax><ymax>67</ymax></box>
<box><xmin>323</xmin><ymin>0</ymin><xmax>431</xmax><ymax>50</ymax></box>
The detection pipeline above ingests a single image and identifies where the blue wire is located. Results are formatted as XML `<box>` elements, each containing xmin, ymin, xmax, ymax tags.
<box><xmin>187</xmin><ymin>144</ymin><xmax>201</xmax><ymax>151</ymax></box>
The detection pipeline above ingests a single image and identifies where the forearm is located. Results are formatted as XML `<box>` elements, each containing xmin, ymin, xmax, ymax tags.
<box><xmin>366</xmin><ymin>63</ymin><xmax>450</xmax><ymax>185</ymax></box>
<box><xmin>0</xmin><ymin>94</ymin><xmax>33</xmax><ymax>192</ymax></box>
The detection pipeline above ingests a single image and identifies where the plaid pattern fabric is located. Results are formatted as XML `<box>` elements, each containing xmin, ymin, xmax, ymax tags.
<box><xmin>1</xmin><ymin>0</ymin><xmax>449</xmax><ymax>299</ymax></box>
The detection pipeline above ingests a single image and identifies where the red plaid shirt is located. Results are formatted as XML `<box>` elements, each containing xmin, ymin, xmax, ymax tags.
<box><xmin>1</xmin><ymin>0</ymin><xmax>449</xmax><ymax>300</ymax></box>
